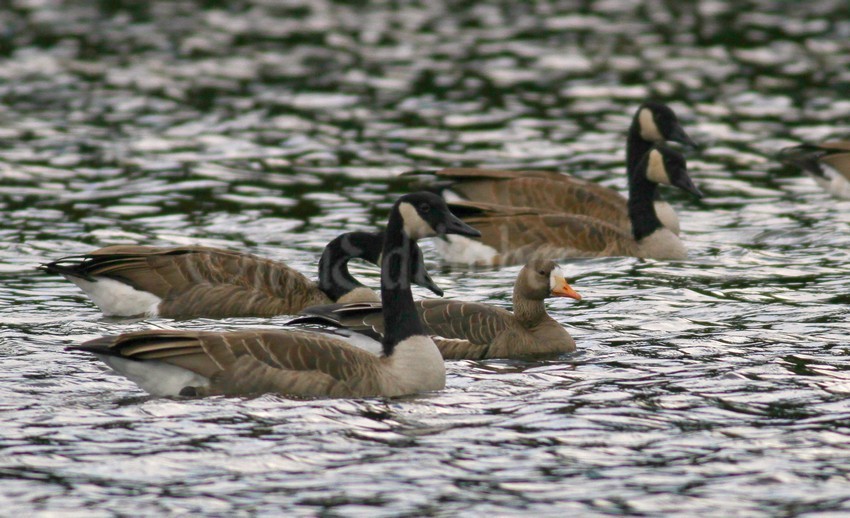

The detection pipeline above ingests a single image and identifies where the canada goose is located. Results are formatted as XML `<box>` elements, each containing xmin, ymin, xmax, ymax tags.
<box><xmin>41</xmin><ymin>231</ymin><xmax>443</xmax><ymax>319</ymax></box>
<box><xmin>293</xmin><ymin>258</ymin><xmax>582</xmax><ymax>360</ymax></box>
<box><xmin>779</xmin><ymin>141</ymin><xmax>850</xmax><ymax>199</ymax></box>
<box><xmin>407</xmin><ymin>101</ymin><xmax>697</xmax><ymax>234</ymax></box>
<box><xmin>436</xmin><ymin>145</ymin><xmax>703</xmax><ymax>265</ymax></box>
<box><xmin>67</xmin><ymin>192</ymin><xmax>482</xmax><ymax>398</ymax></box>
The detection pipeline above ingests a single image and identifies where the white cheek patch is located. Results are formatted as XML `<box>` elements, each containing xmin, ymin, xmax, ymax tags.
<box><xmin>398</xmin><ymin>202</ymin><xmax>436</xmax><ymax>240</ymax></box>
<box><xmin>549</xmin><ymin>266</ymin><xmax>566</xmax><ymax>290</ymax></box>
<box><xmin>646</xmin><ymin>149</ymin><xmax>672</xmax><ymax>185</ymax></box>
<box><xmin>639</xmin><ymin>108</ymin><xmax>663</xmax><ymax>142</ymax></box>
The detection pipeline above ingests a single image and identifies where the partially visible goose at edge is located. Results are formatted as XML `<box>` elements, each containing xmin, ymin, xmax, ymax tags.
<box><xmin>779</xmin><ymin>141</ymin><xmax>850</xmax><ymax>199</ymax></box>
<box><xmin>41</xmin><ymin>231</ymin><xmax>443</xmax><ymax>319</ymax></box>
<box><xmin>66</xmin><ymin>192</ymin><xmax>482</xmax><ymax>398</ymax></box>
<box><xmin>292</xmin><ymin>258</ymin><xmax>582</xmax><ymax>360</ymax></box>
<box><xmin>436</xmin><ymin>144</ymin><xmax>703</xmax><ymax>266</ymax></box>
<box><xmin>405</xmin><ymin>101</ymin><xmax>698</xmax><ymax>235</ymax></box>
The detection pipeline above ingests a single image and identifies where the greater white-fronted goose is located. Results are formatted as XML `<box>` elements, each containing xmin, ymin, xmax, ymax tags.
<box><xmin>779</xmin><ymin>141</ymin><xmax>850</xmax><ymax>199</ymax></box>
<box><xmin>293</xmin><ymin>258</ymin><xmax>581</xmax><ymax>360</ymax></box>
<box><xmin>41</xmin><ymin>231</ymin><xmax>443</xmax><ymax>319</ymax></box>
<box><xmin>435</xmin><ymin>145</ymin><xmax>703</xmax><ymax>265</ymax></box>
<box><xmin>67</xmin><ymin>192</ymin><xmax>482</xmax><ymax>398</ymax></box>
<box><xmin>407</xmin><ymin>101</ymin><xmax>697</xmax><ymax>234</ymax></box>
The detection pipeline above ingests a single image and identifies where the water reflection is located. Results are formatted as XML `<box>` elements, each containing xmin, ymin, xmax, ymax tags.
<box><xmin>3</xmin><ymin>0</ymin><xmax>850</xmax><ymax>515</ymax></box>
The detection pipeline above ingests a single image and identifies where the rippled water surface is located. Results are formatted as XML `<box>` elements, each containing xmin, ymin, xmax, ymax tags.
<box><xmin>3</xmin><ymin>0</ymin><xmax>850</xmax><ymax>515</ymax></box>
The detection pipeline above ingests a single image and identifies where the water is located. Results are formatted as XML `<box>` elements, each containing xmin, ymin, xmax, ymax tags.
<box><xmin>2</xmin><ymin>0</ymin><xmax>850</xmax><ymax>515</ymax></box>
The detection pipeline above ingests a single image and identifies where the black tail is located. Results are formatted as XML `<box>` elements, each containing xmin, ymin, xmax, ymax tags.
<box><xmin>65</xmin><ymin>335</ymin><xmax>118</xmax><ymax>354</ymax></box>
<box><xmin>39</xmin><ymin>256</ymin><xmax>94</xmax><ymax>280</ymax></box>
<box><xmin>778</xmin><ymin>145</ymin><xmax>827</xmax><ymax>179</ymax></box>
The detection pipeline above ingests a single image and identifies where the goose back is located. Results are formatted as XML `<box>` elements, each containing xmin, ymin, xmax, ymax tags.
<box><xmin>45</xmin><ymin>245</ymin><xmax>329</xmax><ymax>318</ymax></box>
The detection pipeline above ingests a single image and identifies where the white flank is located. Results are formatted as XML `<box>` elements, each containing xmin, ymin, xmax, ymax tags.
<box><xmin>97</xmin><ymin>355</ymin><xmax>210</xmax><ymax>397</ymax></box>
<box><xmin>67</xmin><ymin>276</ymin><xmax>161</xmax><ymax>317</ymax></box>
<box><xmin>398</xmin><ymin>201</ymin><xmax>435</xmax><ymax>240</ymax></box>
<box><xmin>387</xmin><ymin>335</ymin><xmax>445</xmax><ymax>392</ymax></box>
<box><xmin>434</xmin><ymin>235</ymin><xmax>498</xmax><ymax>266</ymax></box>
<box><xmin>653</xmin><ymin>200</ymin><xmax>681</xmax><ymax>235</ymax></box>
<box><xmin>645</xmin><ymin>149</ymin><xmax>671</xmax><ymax>185</ymax></box>
<box><xmin>639</xmin><ymin>108</ymin><xmax>663</xmax><ymax>142</ymax></box>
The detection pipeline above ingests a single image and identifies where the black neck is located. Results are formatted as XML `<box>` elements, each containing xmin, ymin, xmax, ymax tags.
<box><xmin>628</xmin><ymin>173</ymin><xmax>663</xmax><ymax>241</ymax></box>
<box><xmin>626</xmin><ymin>117</ymin><xmax>653</xmax><ymax>183</ymax></box>
<box><xmin>317</xmin><ymin>232</ymin><xmax>382</xmax><ymax>301</ymax></box>
<box><xmin>380</xmin><ymin>209</ymin><xmax>425</xmax><ymax>356</ymax></box>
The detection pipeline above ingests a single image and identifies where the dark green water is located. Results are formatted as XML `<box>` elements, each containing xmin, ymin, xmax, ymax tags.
<box><xmin>2</xmin><ymin>1</ymin><xmax>850</xmax><ymax>515</ymax></box>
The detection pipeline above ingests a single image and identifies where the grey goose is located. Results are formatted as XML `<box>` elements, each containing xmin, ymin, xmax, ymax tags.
<box><xmin>67</xmin><ymin>192</ymin><xmax>482</xmax><ymax>398</ymax></box>
<box><xmin>41</xmin><ymin>231</ymin><xmax>443</xmax><ymax>319</ymax></box>
<box><xmin>435</xmin><ymin>145</ymin><xmax>703</xmax><ymax>266</ymax></box>
<box><xmin>293</xmin><ymin>258</ymin><xmax>582</xmax><ymax>360</ymax></box>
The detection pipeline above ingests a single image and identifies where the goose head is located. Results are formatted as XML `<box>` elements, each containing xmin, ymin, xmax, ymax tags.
<box><xmin>518</xmin><ymin>258</ymin><xmax>581</xmax><ymax>301</ymax></box>
<box><xmin>636</xmin><ymin>102</ymin><xmax>697</xmax><ymax>148</ymax></box>
<box><xmin>641</xmin><ymin>146</ymin><xmax>703</xmax><ymax>198</ymax></box>
<box><xmin>396</xmin><ymin>192</ymin><xmax>481</xmax><ymax>240</ymax></box>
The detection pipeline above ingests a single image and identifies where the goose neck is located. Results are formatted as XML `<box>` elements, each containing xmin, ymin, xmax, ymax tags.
<box><xmin>512</xmin><ymin>293</ymin><xmax>548</xmax><ymax>328</ymax></box>
<box><xmin>380</xmin><ymin>213</ymin><xmax>425</xmax><ymax>356</ymax></box>
<box><xmin>318</xmin><ymin>233</ymin><xmax>378</xmax><ymax>301</ymax></box>
<box><xmin>628</xmin><ymin>175</ymin><xmax>663</xmax><ymax>241</ymax></box>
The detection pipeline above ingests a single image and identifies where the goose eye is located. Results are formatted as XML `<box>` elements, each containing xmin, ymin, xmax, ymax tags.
<box><xmin>538</xmin><ymin>270</ymin><xmax>546</xmax><ymax>276</ymax></box>
<box><xmin>419</xmin><ymin>203</ymin><xmax>431</xmax><ymax>213</ymax></box>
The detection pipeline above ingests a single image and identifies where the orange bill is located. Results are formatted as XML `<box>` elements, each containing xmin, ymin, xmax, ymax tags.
<box><xmin>551</xmin><ymin>275</ymin><xmax>581</xmax><ymax>300</ymax></box>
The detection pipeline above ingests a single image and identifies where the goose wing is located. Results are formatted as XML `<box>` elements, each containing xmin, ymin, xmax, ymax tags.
<box><xmin>455</xmin><ymin>209</ymin><xmax>639</xmax><ymax>264</ymax></box>
<box><xmin>45</xmin><ymin>246</ymin><xmax>328</xmax><ymax>318</ymax></box>
<box><xmin>417</xmin><ymin>299</ymin><xmax>514</xmax><ymax>359</ymax></box>
<box><xmin>72</xmin><ymin>328</ymin><xmax>386</xmax><ymax>397</ymax></box>
<box><xmin>295</xmin><ymin>299</ymin><xmax>516</xmax><ymax>360</ymax></box>
<box><xmin>409</xmin><ymin>168</ymin><xmax>629</xmax><ymax>225</ymax></box>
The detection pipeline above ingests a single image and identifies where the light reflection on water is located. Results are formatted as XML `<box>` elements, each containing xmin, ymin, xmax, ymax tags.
<box><xmin>2</xmin><ymin>0</ymin><xmax>850</xmax><ymax>515</ymax></box>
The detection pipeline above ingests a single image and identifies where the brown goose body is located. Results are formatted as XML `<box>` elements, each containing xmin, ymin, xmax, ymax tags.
<box><xmin>435</xmin><ymin>146</ymin><xmax>702</xmax><ymax>266</ymax></box>
<box><xmin>779</xmin><ymin>141</ymin><xmax>850</xmax><ymax>199</ymax></box>
<box><xmin>41</xmin><ymin>232</ymin><xmax>443</xmax><ymax>319</ymax></box>
<box><xmin>431</xmin><ymin>168</ymin><xmax>633</xmax><ymax>229</ymax></box>
<box><xmin>294</xmin><ymin>259</ymin><xmax>582</xmax><ymax>360</ymax></box>
<box><xmin>79</xmin><ymin>329</ymin><xmax>433</xmax><ymax>398</ymax></box>
<box><xmin>67</xmin><ymin>192</ymin><xmax>483</xmax><ymax>399</ymax></box>
<box><xmin>54</xmin><ymin>245</ymin><xmax>341</xmax><ymax>318</ymax></box>
<box><xmin>446</xmin><ymin>208</ymin><xmax>645</xmax><ymax>266</ymax></box>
